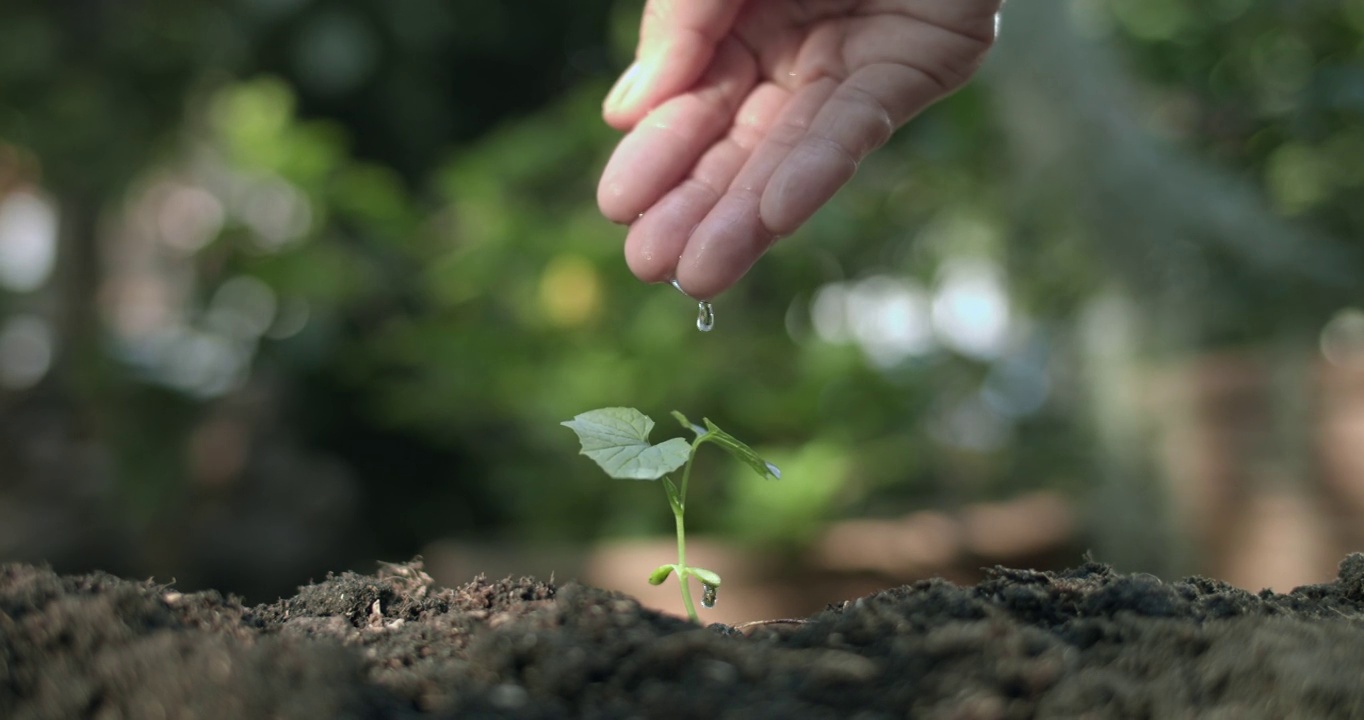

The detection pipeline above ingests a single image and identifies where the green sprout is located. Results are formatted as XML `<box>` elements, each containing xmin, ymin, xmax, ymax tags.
<box><xmin>561</xmin><ymin>407</ymin><xmax>780</xmax><ymax>623</ymax></box>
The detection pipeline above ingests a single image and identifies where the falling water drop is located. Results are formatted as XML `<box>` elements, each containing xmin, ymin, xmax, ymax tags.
<box><xmin>696</xmin><ymin>301</ymin><xmax>714</xmax><ymax>332</ymax></box>
<box><xmin>669</xmin><ymin>278</ymin><xmax>715</xmax><ymax>333</ymax></box>
<box><xmin>701</xmin><ymin>582</ymin><xmax>718</xmax><ymax>608</ymax></box>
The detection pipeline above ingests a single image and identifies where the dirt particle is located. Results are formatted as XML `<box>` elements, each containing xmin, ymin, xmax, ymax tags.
<box><xmin>938</xmin><ymin>694</ymin><xmax>1007</xmax><ymax>720</ymax></box>
<box><xmin>1338</xmin><ymin>554</ymin><xmax>1364</xmax><ymax>601</ymax></box>
<box><xmin>489</xmin><ymin>682</ymin><xmax>529</xmax><ymax>709</ymax></box>
<box><xmin>791</xmin><ymin>648</ymin><xmax>881</xmax><ymax>684</ymax></box>
<box><xmin>700</xmin><ymin>658</ymin><xmax>738</xmax><ymax>684</ymax></box>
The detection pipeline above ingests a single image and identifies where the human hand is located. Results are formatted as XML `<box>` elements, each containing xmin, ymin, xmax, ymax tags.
<box><xmin>598</xmin><ymin>0</ymin><xmax>1002</xmax><ymax>300</ymax></box>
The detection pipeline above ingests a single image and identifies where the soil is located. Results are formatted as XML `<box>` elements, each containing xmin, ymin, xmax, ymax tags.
<box><xmin>5</xmin><ymin>556</ymin><xmax>1364</xmax><ymax>719</ymax></box>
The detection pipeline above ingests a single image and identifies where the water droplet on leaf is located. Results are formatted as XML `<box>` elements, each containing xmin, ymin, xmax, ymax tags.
<box><xmin>701</xmin><ymin>582</ymin><xmax>718</xmax><ymax>608</ymax></box>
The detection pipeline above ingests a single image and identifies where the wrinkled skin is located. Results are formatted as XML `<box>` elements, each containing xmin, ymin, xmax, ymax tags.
<box><xmin>599</xmin><ymin>0</ymin><xmax>1003</xmax><ymax>299</ymax></box>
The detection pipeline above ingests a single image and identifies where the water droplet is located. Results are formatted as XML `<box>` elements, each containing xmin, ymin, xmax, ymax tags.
<box><xmin>764</xmin><ymin>462</ymin><xmax>782</xmax><ymax>479</ymax></box>
<box><xmin>669</xmin><ymin>278</ymin><xmax>716</xmax><ymax>333</ymax></box>
<box><xmin>696</xmin><ymin>301</ymin><xmax>714</xmax><ymax>332</ymax></box>
<box><xmin>701</xmin><ymin>583</ymin><xmax>718</xmax><ymax>608</ymax></box>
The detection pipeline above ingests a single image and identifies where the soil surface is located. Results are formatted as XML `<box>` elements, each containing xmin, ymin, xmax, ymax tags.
<box><xmin>5</xmin><ymin>555</ymin><xmax>1364</xmax><ymax>719</ymax></box>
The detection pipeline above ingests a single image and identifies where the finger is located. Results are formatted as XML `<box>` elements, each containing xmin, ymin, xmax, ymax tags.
<box><xmin>598</xmin><ymin>38</ymin><xmax>756</xmax><ymax>224</ymax></box>
<box><xmin>761</xmin><ymin>63</ymin><xmax>915</xmax><ymax>234</ymax></box>
<box><xmin>899</xmin><ymin>0</ymin><xmax>1003</xmax><ymax>43</ymax></box>
<box><xmin>624</xmin><ymin>83</ymin><xmax>791</xmax><ymax>283</ymax></box>
<box><xmin>622</xmin><ymin>156</ymin><xmax>736</xmax><ymax>285</ymax></box>
<box><xmin>604</xmin><ymin>0</ymin><xmax>747</xmax><ymax>129</ymax></box>
<box><xmin>760</xmin><ymin>9</ymin><xmax>1000</xmax><ymax>234</ymax></box>
<box><xmin>676</xmin><ymin>78</ymin><xmax>840</xmax><ymax>299</ymax></box>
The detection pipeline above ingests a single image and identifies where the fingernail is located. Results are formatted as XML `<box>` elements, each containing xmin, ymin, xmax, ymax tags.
<box><xmin>605</xmin><ymin>61</ymin><xmax>642</xmax><ymax>111</ymax></box>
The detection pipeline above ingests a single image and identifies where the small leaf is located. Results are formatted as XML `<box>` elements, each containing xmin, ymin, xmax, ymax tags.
<box><xmin>699</xmin><ymin>418</ymin><xmax>781</xmax><ymax>481</ymax></box>
<box><xmin>648</xmin><ymin>564</ymin><xmax>676</xmax><ymax>585</ymax></box>
<box><xmin>662</xmin><ymin>476</ymin><xmax>683</xmax><ymax>514</ymax></box>
<box><xmin>688</xmin><ymin>567</ymin><xmax>722</xmax><ymax>587</ymax></box>
<box><xmin>671</xmin><ymin>410</ymin><xmax>706</xmax><ymax>438</ymax></box>
<box><xmin>562</xmin><ymin>408</ymin><xmax>691</xmax><ymax>480</ymax></box>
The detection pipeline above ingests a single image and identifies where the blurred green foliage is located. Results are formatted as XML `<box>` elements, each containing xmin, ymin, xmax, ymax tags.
<box><xmin>0</xmin><ymin>0</ymin><xmax>1360</xmax><ymax>589</ymax></box>
<box><xmin>1107</xmin><ymin>0</ymin><xmax>1364</xmax><ymax>338</ymax></box>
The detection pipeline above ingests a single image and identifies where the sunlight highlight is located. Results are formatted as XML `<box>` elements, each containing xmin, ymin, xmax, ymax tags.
<box><xmin>0</xmin><ymin>191</ymin><xmax>58</xmax><ymax>293</ymax></box>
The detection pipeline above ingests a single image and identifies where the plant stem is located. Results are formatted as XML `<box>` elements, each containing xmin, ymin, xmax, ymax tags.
<box><xmin>669</xmin><ymin>448</ymin><xmax>703</xmax><ymax>623</ymax></box>
<box><xmin>670</xmin><ymin>494</ymin><xmax>698</xmax><ymax>623</ymax></box>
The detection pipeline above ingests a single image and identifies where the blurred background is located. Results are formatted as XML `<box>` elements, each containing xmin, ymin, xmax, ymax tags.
<box><xmin>1</xmin><ymin>0</ymin><xmax>1362</xmax><ymax>622</ymax></box>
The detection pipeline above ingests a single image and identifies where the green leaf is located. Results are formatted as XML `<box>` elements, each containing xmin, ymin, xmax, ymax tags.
<box><xmin>688</xmin><ymin>567</ymin><xmax>722</xmax><ymax>587</ymax></box>
<box><xmin>698</xmin><ymin>417</ymin><xmax>781</xmax><ymax>481</ymax></box>
<box><xmin>561</xmin><ymin>407</ymin><xmax>691</xmax><ymax>480</ymax></box>
<box><xmin>671</xmin><ymin>410</ymin><xmax>707</xmax><ymax>438</ymax></box>
<box><xmin>648</xmin><ymin>564</ymin><xmax>676</xmax><ymax>585</ymax></box>
<box><xmin>662</xmin><ymin>476</ymin><xmax>683</xmax><ymax>514</ymax></box>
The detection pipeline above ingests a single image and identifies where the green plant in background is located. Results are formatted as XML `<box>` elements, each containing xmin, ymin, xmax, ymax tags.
<box><xmin>562</xmin><ymin>407</ymin><xmax>780</xmax><ymax>623</ymax></box>
<box><xmin>722</xmin><ymin>440</ymin><xmax>849</xmax><ymax>549</ymax></box>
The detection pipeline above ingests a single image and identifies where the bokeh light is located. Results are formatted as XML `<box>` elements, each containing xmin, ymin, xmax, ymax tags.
<box><xmin>0</xmin><ymin>190</ymin><xmax>56</xmax><ymax>293</ymax></box>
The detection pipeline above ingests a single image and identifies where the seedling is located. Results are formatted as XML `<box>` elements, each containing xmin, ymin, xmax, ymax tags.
<box><xmin>562</xmin><ymin>407</ymin><xmax>780</xmax><ymax>623</ymax></box>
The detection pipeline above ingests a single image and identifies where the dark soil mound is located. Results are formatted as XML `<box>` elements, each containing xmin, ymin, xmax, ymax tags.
<box><xmin>5</xmin><ymin>555</ymin><xmax>1364</xmax><ymax>719</ymax></box>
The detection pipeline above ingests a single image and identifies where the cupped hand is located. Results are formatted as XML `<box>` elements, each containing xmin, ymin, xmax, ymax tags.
<box><xmin>598</xmin><ymin>0</ymin><xmax>1002</xmax><ymax>299</ymax></box>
